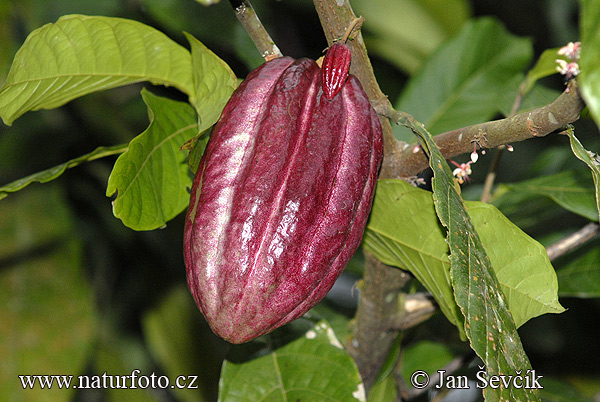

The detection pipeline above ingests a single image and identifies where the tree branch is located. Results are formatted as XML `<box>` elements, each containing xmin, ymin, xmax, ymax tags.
<box><xmin>378</xmin><ymin>80</ymin><xmax>585</xmax><ymax>178</ymax></box>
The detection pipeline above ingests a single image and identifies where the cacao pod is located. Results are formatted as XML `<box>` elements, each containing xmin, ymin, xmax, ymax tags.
<box><xmin>184</xmin><ymin>56</ymin><xmax>383</xmax><ymax>344</ymax></box>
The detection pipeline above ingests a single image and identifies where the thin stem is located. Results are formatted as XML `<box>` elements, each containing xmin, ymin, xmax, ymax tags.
<box><xmin>228</xmin><ymin>0</ymin><xmax>282</xmax><ymax>60</ymax></box>
<box><xmin>480</xmin><ymin>146</ymin><xmax>505</xmax><ymax>203</ymax></box>
<box><xmin>546</xmin><ymin>223</ymin><xmax>600</xmax><ymax>261</ymax></box>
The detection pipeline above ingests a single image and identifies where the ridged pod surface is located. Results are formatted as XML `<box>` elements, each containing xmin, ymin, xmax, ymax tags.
<box><xmin>184</xmin><ymin>56</ymin><xmax>383</xmax><ymax>344</ymax></box>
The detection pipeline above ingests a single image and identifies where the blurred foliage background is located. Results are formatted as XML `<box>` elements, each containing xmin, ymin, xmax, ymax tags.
<box><xmin>1</xmin><ymin>0</ymin><xmax>599</xmax><ymax>401</ymax></box>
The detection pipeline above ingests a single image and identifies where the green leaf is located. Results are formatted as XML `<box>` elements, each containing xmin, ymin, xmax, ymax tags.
<box><xmin>566</xmin><ymin>128</ymin><xmax>600</xmax><ymax>220</ymax></box>
<box><xmin>0</xmin><ymin>15</ymin><xmax>194</xmax><ymax>125</ymax></box>
<box><xmin>219</xmin><ymin>320</ymin><xmax>365</xmax><ymax>402</ymax></box>
<box><xmin>393</xmin><ymin>17</ymin><xmax>532</xmax><ymax>142</ymax></box>
<box><xmin>364</xmin><ymin>180</ymin><xmax>564</xmax><ymax>331</ymax></box>
<box><xmin>408</xmin><ymin>120</ymin><xmax>538</xmax><ymax>401</ymax></box>
<box><xmin>352</xmin><ymin>0</ymin><xmax>471</xmax><ymax>74</ymax></box>
<box><xmin>143</xmin><ymin>286</ymin><xmax>225</xmax><ymax>402</ymax></box>
<box><xmin>362</xmin><ymin>181</ymin><xmax>464</xmax><ymax>332</ymax></box>
<box><xmin>556</xmin><ymin>242</ymin><xmax>600</xmax><ymax>298</ymax></box>
<box><xmin>467</xmin><ymin>203</ymin><xmax>565</xmax><ymax>326</ymax></box>
<box><xmin>0</xmin><ymin>144</ymin><xmax>127</xmax><ymax>200</ymax></box>
<box><xmin>106</xmin><ymin>89</ymin><xmax>198</xmax><ymax>230</ymax></box>
<box><xmin>579</xmin><ymin>0</ymin><xmax>600</xmax><ymax>127</ymax></box>
<box><xmin>185</xmin><ymin>33</ymin><xmax>237</xmax><ymax>130</ymax></box>
<box><xmin>0</xmin><ymin>187</ymin><xmax>96</xmax><ymax>402</ymax></box>
<box><xmin>494</xmin><ymin>170</ymin><xmax>598</xmax><ymax>222</ymax></box>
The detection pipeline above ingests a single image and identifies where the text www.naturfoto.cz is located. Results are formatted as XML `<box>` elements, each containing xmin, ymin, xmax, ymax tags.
<box><xmin>19</xmin><ymin>370</ymin><xmax>200</xmax><ymax>390</ymax></box>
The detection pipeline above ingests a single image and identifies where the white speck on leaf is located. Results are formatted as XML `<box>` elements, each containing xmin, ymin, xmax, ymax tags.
<box><xmin>353</xmin><ymin>383</ymin><xmax>366</xmax><ymax>401</ymax></box>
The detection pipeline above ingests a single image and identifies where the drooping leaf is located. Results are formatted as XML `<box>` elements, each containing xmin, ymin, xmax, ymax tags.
<box><xmin>352</xmin><ymin>0</ymin><xmax>471</xmax><ymax>74</ymax></box>
<box><xmin>0</xmin><ymin>144</ymin><xmax>127</xmax><ymax>200</ymax></box>
<box><xmin>406</xmin><ymin>118</ymin><xmax>538</xmax><ymax>401</ymax></box>
<box><xmin>0</xmin><ymin>15</ymin><xmax>194</xmax><ymax>125</ymax></box>
<box><xmin>0</xmin><ymin>187</ymin><xmax>96</xmax><ymax>402</ymax></box>
<box><xmin>219</xmin><ymin>320</ymin><xmax>365</xmax><ymax>402</ymax></box>
<box><xmin>393</xmin><ymin>17</ymin><xmax>532</xmax><ymax>142</ymax></box>
<box><xmin>364</xmin><ymin>179</ymin><xmax>564</xmax><ymax>331</ymax></box>
<box><xmin>494</xmin><ymin>170</ymin><xmax>598</xmax><ymax>222</ymax></box>
<box><xmin>185</xmin><ymin>33</ymin><xmax>237</xmax><ymax>129</ymax></box>
<box><xmin>106</xmin><ymin>89</ymin><xmax>198</xmax><ymax>230</ymax></box>
<box><xmin>468</xmin><ymin>203</ymin><xmax>565</xmax><ymax>325</ymax></box>
<box><xmin>556</xmin><ymin>241</ymin><xmax>600</xmax><ymax>298</ymax></box>
<box><xmin>579</xmin><ymin>0</ymin><xmax>600</xmax><ymax>127</ymax></box>
<box><xmin>566</xmin><ymin>128</ymin><xmax>600</xmax><ymax>220</ymax></box>
<box><xmin>143</xmin><ymin>286</ymin><xmax>226</xmax><ymax>402</ymax></box>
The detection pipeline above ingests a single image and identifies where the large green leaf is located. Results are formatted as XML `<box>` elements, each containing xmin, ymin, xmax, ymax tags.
<box><xmin>566</xmin><ymin>128</ymin><xmax>600</xmax><ymax>220</ymax></box>
<box><xmin>0</xmin><ymin>187</ymin><xmax>96</xmax><ymax>402</ymax></box>
<box><xmin>393</xmin><ymin>17</ymin><xmax>532</xmax><ymax>142</ymax></box>
<box><xmin>468</xmin><ymin>203</ymin><xmax>564</xmax><ymax>324</ymax></box>
<box><xmin>352</xmin><ymin>0</ymin><xmax>471</xmax><ymax>74</ymax></box>
<box><xmin>493</xmin><ymin>170</ymin><xmax>598</xmax><ymax>222</ymax></box>
<box><xmin>106</xmin><ymin>90</ymin><xmax>198</xmax><ymax>230</ymax></box>
<box><xmin>185</xmin><ymin>33</ymin><xmax>237</xmax><ymax>129</ymax></box>
<box><xmin>219</xmin><ymin>320</ymin><xmax>365</xmax><ymax>402</ymax></box>
<box><xmin>579</xmin><ymin>0</ymin><xmax>600</xmax><ymax>127</ymax></box>
<box><xmin>0</xmin><ymin>144</ymin><xmax>127</xmax><ymax>201</ymax></box>
<box><xmin>0</xmin><ymin>15</ymin><xmax>194</xmax><ymax>125</ymax></box>
<box><xmin>364</xmin><ymin>180</ymin><xmax>564</xmax><ymax>331</ymax></box>
<box><xmin>405</xmin><ymin>119</ymin><xmax>538</xmax><ymax>401</ymax></box>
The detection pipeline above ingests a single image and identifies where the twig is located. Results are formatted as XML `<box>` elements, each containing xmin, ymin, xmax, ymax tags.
<box><xmin>480</xmin><ymin>146</ymin><xmax>505</xmax><ymax>203</ymax></box>
<box><xmin>389</xmin><ymin>293</ymin><xmax>436</xmax><ymax>330</ymax></box>
<box><xmin>228</xmin><ymin>0</ymin><xmax>282</xmax><ymax>60</ymax></box>
<box><xmin>546</xmin><ymin>222</ymin><xmax>600</xmax><ymax>261</ymax></box>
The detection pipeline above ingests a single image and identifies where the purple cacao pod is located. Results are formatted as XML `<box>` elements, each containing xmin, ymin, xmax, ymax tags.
<box><xmin>322</xmin><ymin>43</ymin><xmax>352</xmax><ymax>100</ymax></box>
<box><xmin>184</xmin><ymin>56</ymin><xmax>383</xmax><ymax>344</ymax></box>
